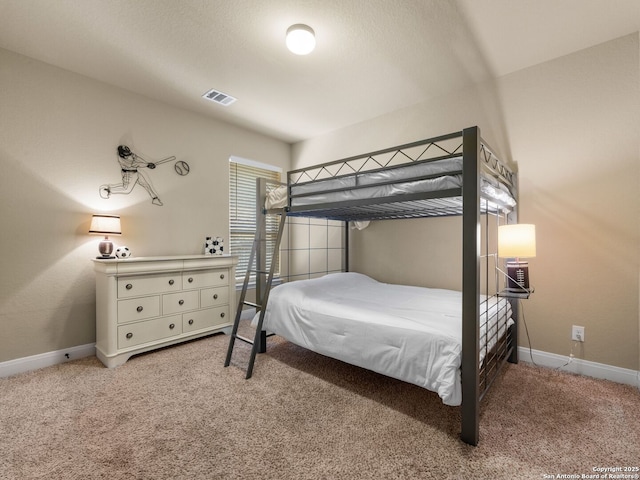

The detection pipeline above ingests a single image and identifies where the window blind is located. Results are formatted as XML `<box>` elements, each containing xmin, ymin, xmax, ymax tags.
<box><xmin>229</xmin><ymin>159</ymin><xmax>282</xmax><ymax>285</ymax></box>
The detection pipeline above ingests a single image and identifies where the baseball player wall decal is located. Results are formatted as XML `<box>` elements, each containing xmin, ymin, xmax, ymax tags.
<box><xmin>99</xmin><ymin>145</ymin><xmax>189</xmax><ymax>206</ymax></box>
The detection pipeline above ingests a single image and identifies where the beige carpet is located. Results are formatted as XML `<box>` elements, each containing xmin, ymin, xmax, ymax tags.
<box><xmin>1</xmin><ymin>326</ymin><xmax>638</xmax><ymax>480</ymax></box>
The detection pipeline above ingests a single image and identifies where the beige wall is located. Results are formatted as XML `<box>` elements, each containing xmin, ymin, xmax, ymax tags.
<box><xmin>498</xmin><ymin>34</ymin><xmax>639</xmax><ymax>371</ymax></box>
<box><xmin>0</xmin><ymin>48</ymin><xmax>290</xmax><ymax>363</ymax></box>
<box><xmin>292</xmin><ymin>34</ymin><xmax>640</xmax><ymax>371</ymax></box>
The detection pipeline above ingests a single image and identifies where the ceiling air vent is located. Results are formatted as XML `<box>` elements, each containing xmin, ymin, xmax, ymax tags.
<box><xmin>202</xmin><ymin>88</ymin><xmax>237</xmax><ymax>106</ymax></box>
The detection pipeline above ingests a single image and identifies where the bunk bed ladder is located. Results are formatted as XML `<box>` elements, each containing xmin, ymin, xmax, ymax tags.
<box><xmin>224</xmin><ymin>210</ymin><xmax>287</xmax><ymax>379</ymax></box>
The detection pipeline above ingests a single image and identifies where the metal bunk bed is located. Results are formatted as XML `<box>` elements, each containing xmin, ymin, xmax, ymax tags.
<box><xmin>225</xmin><ymin>126</ymin><xmax>519</xmax><ymax>446</ymax></box>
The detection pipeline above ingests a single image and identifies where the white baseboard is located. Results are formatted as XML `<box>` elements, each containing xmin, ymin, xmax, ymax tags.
<box><xmin>2</xmin><ymin>342</ymin><xmax>637</xmax><ymax>390</ymax></box>
<box><xmin>518</xmin><ymin>346</ymin><xmax>640</xmax><ymax>389</ymax></box>
<box><xmin>0</xmin><ymin>343</ymin><xmax>96</xmax><ymax>379</ymax></box>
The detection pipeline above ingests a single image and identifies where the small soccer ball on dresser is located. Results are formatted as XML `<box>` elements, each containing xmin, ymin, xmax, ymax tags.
<box><xmin>204</xmin><ymin>236</ymin><xmax>224</xmax><ymax>255</ymax></box>
<box><xmin>212</xmin><ymin>237</ymin><xmax>224</xmax><ymax>255</ymax></box>
<box><xmin>114</xmin><ymin>246</ymin><xmax>131</xmax><ymax>259</ymax></box>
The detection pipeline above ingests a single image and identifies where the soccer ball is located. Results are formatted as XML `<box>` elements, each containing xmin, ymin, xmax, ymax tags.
<box><xmin>204</xmin><ymin>236</ymin><xmax>224</xmax><ymax>255</ymax></box>
<box><xmin>115</xmin><ymin>246</ymin><xmax>131</xmax><ymax>259</ymax></box>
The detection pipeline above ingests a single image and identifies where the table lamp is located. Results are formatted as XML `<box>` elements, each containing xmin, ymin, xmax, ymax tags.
<box><xmin>89</xmin><ymin>214</ymin><xmax>122</xmax><ymax>259</ymax></box>
<box><xmin>498</xmin><ymin>224</ymin><xmax>536</xmax><ymax>293</ymax></box>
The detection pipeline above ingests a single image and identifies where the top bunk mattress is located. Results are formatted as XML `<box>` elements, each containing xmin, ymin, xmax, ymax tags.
<box><xmin>267</xmin><ymin>156</ymin><xmax>516</xmax><ymax>214</ymax></box>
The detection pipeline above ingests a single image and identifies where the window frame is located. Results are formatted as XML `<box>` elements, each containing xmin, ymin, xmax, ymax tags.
<box><xmin>229</xmin><ymin>156</ymin><xmax>282</xmax><ymax>287</ymax></box>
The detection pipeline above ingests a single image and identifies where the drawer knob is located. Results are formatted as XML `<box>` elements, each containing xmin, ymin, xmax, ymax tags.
<box><xmin>178</xmin><ymin>299</ymin><xmax>184</xmax><ymax>305</ymax></box>
<box><xmin>126</xmin><ymin>284</ymin><xmax>133</xmax><ymax>290</ymax></box>
<box><xmin>220</xmin><ymin>273</ymin><xmax>225</xmax><ymax>279</ymax></box>
<box><xmin>126</xmin><ymin>332</ymin><xmax>133</xmax><ymax>339</ymax></box>
<box><xmin>220</xmin><ymin>312</ymin><xmax>225</xmax><ymax>318</ymax></box>
<box><xmin>188</xmin><ymin>277</ymin><xmax>194</xmax><ymax>283</ymax></box>
<box><xmin>169</xmin><ymin>323</ymin><xmax>175</xmax><ymax>330</ymax></box>
<box><xmin>136</xmin><ymin>306</ymin><xmax>143</xmax><ymax>312</ymax></box>
<box><xmin>169</xmin><ymin>279</ymin><xmax>175</xmax><ymax>285</ymax></box>
<box><xmin>213</xmin><ymin>294</ymin><xmax>218</xmax><ymax>300</ymax></box>
<box><xmin>188</xmin><ymin>319</ymin><xmax>194</xmax><ymax>325</ymax></box>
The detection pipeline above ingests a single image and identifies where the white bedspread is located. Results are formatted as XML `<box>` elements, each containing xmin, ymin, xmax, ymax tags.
<box><xmin>253</xmin><ymin>272</ymin><xmax>512</xmax><ymax>406</ymax></box>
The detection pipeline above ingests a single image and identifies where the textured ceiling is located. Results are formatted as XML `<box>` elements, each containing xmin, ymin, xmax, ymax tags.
<box><xmin>0</xmin><ymin>0</ymin><xmax>638</xmax><ymax>143</ymax></box>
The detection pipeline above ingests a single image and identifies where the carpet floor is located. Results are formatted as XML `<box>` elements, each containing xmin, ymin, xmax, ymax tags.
<box><xmin>1</xmin><ymin>328</ymin><xmax>638</xmax><ymax>479</ymax></box>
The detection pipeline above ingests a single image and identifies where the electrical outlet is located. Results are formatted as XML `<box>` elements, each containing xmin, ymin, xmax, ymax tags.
<box><xmin>572</xmin><ymin>325</ymin><xmax>585</xmax><ymax>342</ymax></box>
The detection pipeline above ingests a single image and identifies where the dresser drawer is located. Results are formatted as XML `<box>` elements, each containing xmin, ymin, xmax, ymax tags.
<box><xmin>162</xmin><ymin>290</ymin><xmax>200</xmax><ymax>315</ymax></box>
<box><xmin>117</xmin><ymin>296</ymin><xmax>160</xmax><ymax>323</ymax></box>
<box><xmin>200</xmin><ymin>286</ymin><xmax>229</xmax><ymax>308</ymax></box>
<box><xmin>117</xmin><ymin>315</ymin><xmax>182</xmax><ymax>348</ymax></box>
<box><xmin>182</xmin><ymin>269</ymin><xmax>228</xmax><ymax>289</ymax></box>
<box><xmin>183</xmin><ymin>306</ymin><xmax>230</xmax><ymax>333</ymax></box>
<box><xmin>118</xmin><ymin>273</ymin><xmax>182</xmax><ymax>298</ymax></box>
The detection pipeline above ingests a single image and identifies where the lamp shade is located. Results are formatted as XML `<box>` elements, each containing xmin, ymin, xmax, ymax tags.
<box><xmin>89</xmin><ymin>214</ymin><xmax>121</xmax><ymax>236</ymax></box>
<box><xmin>286</xmin><ymin>24</ymin><xmax>316</xmax><ymax>55</ymax></box>
<box><xmin>498</xmin><ymin>224</ymin><xmax>536</xmax><ymax>258</ymax></box>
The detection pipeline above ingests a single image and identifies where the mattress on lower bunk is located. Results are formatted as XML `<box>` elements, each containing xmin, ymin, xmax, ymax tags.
<box><xmin>252</xmin><ymin>272</ymin><xmax>513</xmax><ymax>407</ymax></box>
<box><xmin>267</xmin><ymin>157</ymin><xmax>516</xmax><ymax>210</ymax></box>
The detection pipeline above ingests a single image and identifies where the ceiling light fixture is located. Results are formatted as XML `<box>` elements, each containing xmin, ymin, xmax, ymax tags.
<box><xmin>286</xmin><ymin>24</ymin><xmax>316</xmax><ymax>55</ymax></box>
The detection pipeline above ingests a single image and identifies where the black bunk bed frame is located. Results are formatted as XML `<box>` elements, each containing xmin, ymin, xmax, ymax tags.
<box><xmin>257</xmin><ymin>126</ymin><xmax>518</xmax><ymax>446</ymax></box>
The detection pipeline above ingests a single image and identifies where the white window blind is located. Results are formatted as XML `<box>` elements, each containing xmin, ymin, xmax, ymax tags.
<box><xmin>229</xmin><ymin>158</ymin><xmax>282</xmax><ymax>285</ymax></box>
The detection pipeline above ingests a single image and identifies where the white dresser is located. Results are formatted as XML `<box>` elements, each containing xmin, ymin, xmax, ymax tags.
<box><xmin>93</xmin><ymin>255</ymin><xmax>238</xmax><ymax>368</ymax></box>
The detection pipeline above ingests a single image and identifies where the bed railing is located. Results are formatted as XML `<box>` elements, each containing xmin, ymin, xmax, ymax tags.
<box><xmin>285</xmin><ymin>129</ymin><xmax>516</xmax><ymax>225</ymax></box>
<box><xmin>288</xmin><ymin>130</ymin><xmax>515</xmax><ymax>194</ymax></box>
<box><xmin>288</xmin><ymin>131</ymin><xmax>464</xmax><ymax>186</ymax></box>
